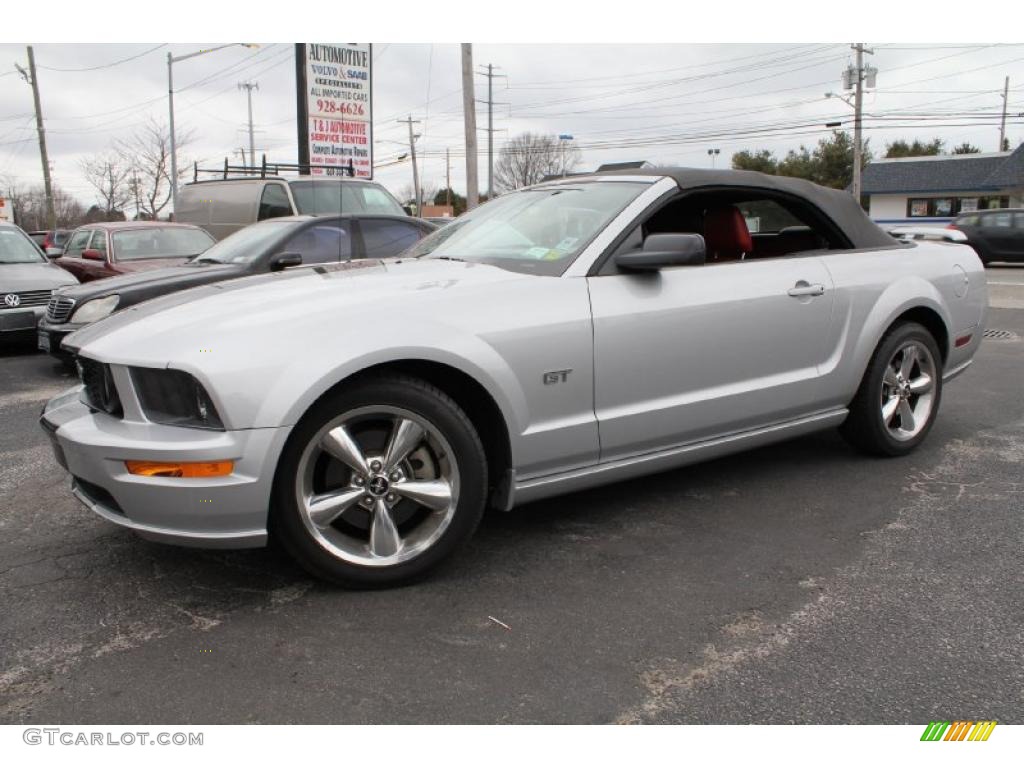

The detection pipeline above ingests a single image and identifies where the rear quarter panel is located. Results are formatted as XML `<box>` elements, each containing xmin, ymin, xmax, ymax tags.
<box><xmin>818</xmin><ymin>241</ymin><xmax>986</xmax><ymax>406</ymax></box>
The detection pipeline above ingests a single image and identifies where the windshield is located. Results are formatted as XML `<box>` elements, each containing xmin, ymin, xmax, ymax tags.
<box><xmin>192</xmin><ymin>219</ymin><xmax>298</xmax><ymax>264</ymax></box>
<box><xmin>112</xmin><ymin>227</ymin><xmax>215</xmax><ymax>261</ymax></box>
<box><xmin>406</xmin><ymin>181</ymin><xmax>646</xmax><ymax>275</ymax></box>
<box><xmin>289</xmin><ymin>181</ymin><xmax>404</xmax><ymax>216</ymax></box>
<box><xmin>0</xmin><ymin>229</ymin><xmax>45</xmax><ymax>264</ymax></box>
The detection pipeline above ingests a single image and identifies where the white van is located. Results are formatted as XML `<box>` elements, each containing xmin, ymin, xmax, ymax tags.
<box><xmin>176</xmin><ymin>176</ymin><xmax>407</xmax><ymax>240</ymax></box>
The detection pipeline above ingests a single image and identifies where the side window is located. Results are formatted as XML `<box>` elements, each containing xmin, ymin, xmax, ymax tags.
<box><xmin>64</xmin><ymin>230</ymin><xmax>90</xmax><ymax>257</ymax></box>
<box><xmin>988</xmin><ymin>212</ymin><xmax>1012</xmax><ymax>228</ymax></box>
<box><xmin>1014</xmin><ymin>213</ymin><xmax>1024</xmax><ymax>229</ymax></box>
<box><xmin>600</xmin><ymin>190</ymin><xmax>838</xmax><ymax>275</ymax></box>
<box><xmin>359</xmin><ymin>219</ymin><xmax>425</xmax><ymax>258</ymax></box>
<box><xmin>282</xmin><ymin>224</ymin><xmax>352</xmax><ymax>265</ymax></box>
<box><xmin>88</xmin><ymin>230</ymin><xmax>108</xmax><ymax>258</ymax></box>
<box><xmin>258</xmin><ymin>184</ymin><xmax>293</xmax><ymax>221</ymax></box>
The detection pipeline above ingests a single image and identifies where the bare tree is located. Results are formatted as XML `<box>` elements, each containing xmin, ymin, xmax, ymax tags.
<box><xmin>80</xmin><ymin>153</ymin><xmax>132</xmax><ymax>218</ymax></box>
<box><xmin>397</xmin><ymin>180</ymin><xmax>439</xmax><ymax>211</ymax></box>
<box><xmin>494</xmin><ymin>133</ymin><xmax>582</xmax><ymax>192</ymax></box>
<box><xmin>117</xmin><ymin>118</ymin><xmax>192</xmax><ymax>220</ymax></box>
<box><xmin>1</xmin><ymin>180</ymin><xmax>84</xmax><ymax>230</ymax></box>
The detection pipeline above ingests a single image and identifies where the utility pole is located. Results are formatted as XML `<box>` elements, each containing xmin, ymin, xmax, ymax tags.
<box><xmin>486</xmin><ymin>63</ymin><xmax>493</xmax><ymax>199</ymax></box>
<box><xmin>999</xmin><ymin>76</ymin><xmax>1010</xmax><ymax>152</ymax></box>
<box><xmin>849</xmin><ymin>43</ymin><xmax>875</xmax><ymax>203</ymax></box>
<box><xmin>16</xmin><ymin>47</ymin><xmax>55</xmax><ymax>229</ymax></box>
<box><xmin>398</xmin><ymin>115</ymin><xmax>422</xmax><ymax>216</ymax></box>
<box><xmin>238</xmin><ymin>81</ymin><xmax>259</xmax><ymax>169</ymax></box>
<box><xmin>476</xmin><ymin>63</ymin><xmax>507</xmax><ymax>200</ymax></box>
<box><xmin>445</xmin><ymin>148</ymin><xmax>451</xmax><ymax>208</ymax></box>
<box><xmin>461</xmin><ymin>44</ymin><xmax>479</xmax><ymax>210</ymax></box>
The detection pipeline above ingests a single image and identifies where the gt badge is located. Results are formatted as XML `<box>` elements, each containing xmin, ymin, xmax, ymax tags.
<box><xmin>543</xmin><ymin>369</ymin><xmax>572</xmax><ymax>385</ymax></box>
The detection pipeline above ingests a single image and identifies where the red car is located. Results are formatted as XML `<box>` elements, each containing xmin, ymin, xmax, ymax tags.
<box><xmin>56</xmin><ymin>222</ymin><xmax>215</xmax><ymax>283</ymax></box>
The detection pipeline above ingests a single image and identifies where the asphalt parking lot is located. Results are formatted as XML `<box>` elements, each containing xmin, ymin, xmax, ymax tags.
<box><xmin>1</xmin><ymin>268</ymin><xmax>1022</xmax><ymax>725</ymax></box>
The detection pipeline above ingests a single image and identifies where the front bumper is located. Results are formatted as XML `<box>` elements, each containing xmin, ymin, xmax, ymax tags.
<box><xmin>40</xmin><ymin>386</ymin><xmax>289</xmax><ymax>548</ymax></box>
<box><xmin>36</xmin><ymin>318</ymin><xmax>82</xmax><ymax>357</ymax></box>
<box><xmin>0</xmin><ymin>305</ymin><xmax>44</xmax><ymax>338</ymax></box>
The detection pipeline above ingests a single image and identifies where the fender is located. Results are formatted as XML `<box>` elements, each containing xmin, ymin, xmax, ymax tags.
<box><xmin>252</xmin><ymin>321</ymin><xmax>527</xmax><ymax>456</ymax></box>
<box><xmin>847</xmin><ymin>274</ymin><xmax>952</xmax><ymax>394</ymax></box>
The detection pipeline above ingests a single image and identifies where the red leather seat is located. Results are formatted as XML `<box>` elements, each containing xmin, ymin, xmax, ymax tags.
<box><xmin>704</xmin><ymin>206</ymin><xmax>753</xmax><ymax>262</ymax></box>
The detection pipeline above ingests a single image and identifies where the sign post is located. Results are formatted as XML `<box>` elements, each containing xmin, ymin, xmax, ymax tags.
<box><xmin>296</xmin><ymin>43</ymin><xmax>373</xmax><ymax>178</ymax></box>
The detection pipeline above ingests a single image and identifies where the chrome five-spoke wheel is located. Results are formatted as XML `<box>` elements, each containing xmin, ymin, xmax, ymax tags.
<box><xmin>274</xmin><ymin>375</ymin><xmax>487</xmax><ymax>586</ymax></box>
<box><xmin>841</xmin><ymin>322</ymin><xmax>943</xmax><ymax>457</ymax></box>
<box><xmin>880</xmin><ymin>341</ymin><xmax>936</xmax><ymax>441</ymax></box>
<box><xmin>296</xmin><ymin>406</ymin><xmax>461</xmax><ymax>567</ymax></box>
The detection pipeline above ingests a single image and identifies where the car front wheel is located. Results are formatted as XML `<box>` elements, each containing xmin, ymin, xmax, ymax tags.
<box><xmin>272</xmin><ymin>374</ymin><xmax>488</xmax><ymax>587</ymax></box>
<box><xmin>840</xmin><ymin>322</ymin><xmax>943</xmax><ymax>456</ymax></box>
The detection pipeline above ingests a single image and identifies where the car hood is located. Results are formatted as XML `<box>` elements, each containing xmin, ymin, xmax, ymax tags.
<box><xmin>1</xmin><ymin>261</ymin><xmax>79</xmax><ymax>292</ymax></box>
<box><xmin>66</xmin><ymin>258</ymin><xmax>528</xmax><ymax>358</ymax></box>
<box><xmin>56</xmin><ymin>262</ymin><xmax>244</xmax><ymax>303</ymax></box>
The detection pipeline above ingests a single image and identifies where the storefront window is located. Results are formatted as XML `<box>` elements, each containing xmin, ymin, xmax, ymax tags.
<box><xmin>906</xmin><ymin>195</ymin><xmax>1010</xmax><ymax>218</ymax></box>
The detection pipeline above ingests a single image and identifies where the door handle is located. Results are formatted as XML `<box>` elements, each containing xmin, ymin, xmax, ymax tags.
<box><xmin>787</xmin><ymin>282</ymin><xmax>826</xmax><ymax>298</ymax></box>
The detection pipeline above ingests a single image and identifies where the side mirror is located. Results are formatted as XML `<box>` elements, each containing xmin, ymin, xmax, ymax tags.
<box><xmin>82</xmin><ymin>248</ymin><xmax>104</xmax><ymax>261</ymax></box>
<box><xmin>270</xmin><ymin>252</ymin><xmax>303</xmax><ymax>271</ymax></box>
<box><xmin>615</xmin><ymin>233</ymin><xmax>706</xmax><ymax>271</ymax></box>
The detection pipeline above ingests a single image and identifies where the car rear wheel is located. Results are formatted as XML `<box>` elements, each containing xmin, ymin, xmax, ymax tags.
<box><xmin>840</xmin><ymin>322</ymin><xmax>943</xmax><ymax>456</ymax></box>
<box><xmin>272</xmin><ymin>374</ymin><xmax>488</xmax><ymax>588</ymax></box>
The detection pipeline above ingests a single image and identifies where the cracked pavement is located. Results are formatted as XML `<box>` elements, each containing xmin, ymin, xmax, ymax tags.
<box><xmin>1</xmin><ymin>272</ymin><xmax>1021</xmax><ymax>724</ymax></box>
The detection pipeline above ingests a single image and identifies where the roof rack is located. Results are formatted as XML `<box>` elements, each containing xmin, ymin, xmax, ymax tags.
<box><xmin>192</xmin><ymin>154</ymin><xmax>356</xmax><ymax>182</ymax></box>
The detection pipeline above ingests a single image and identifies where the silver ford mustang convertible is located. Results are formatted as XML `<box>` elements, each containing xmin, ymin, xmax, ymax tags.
<box><xmin>41</xmin><ymin>169</ymin><xmax>987</xmax><ymax>587</ymax></box>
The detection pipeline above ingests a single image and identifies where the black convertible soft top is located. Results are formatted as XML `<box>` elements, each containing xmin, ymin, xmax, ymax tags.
<box><xmin>591</xmin><ymin>167</ymin><xmax>897</xmax><ymax>251</ymax></box>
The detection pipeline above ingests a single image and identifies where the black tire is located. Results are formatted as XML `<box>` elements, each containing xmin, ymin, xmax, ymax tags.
<box><xmin>840</xmin><ymin>322</ymin><xmax>943</xmax><ymax>457</ymax></box>
<box><xmin>271</xmin><ymin>374</ymin><xmax>488</xmax><ymax>588</ymax></box>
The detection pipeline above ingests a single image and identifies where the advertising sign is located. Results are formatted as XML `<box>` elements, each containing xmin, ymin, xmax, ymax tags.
<box><xmin>299</xmin><ymin>43</ymin><xmax>373</xmax><ymax>178</ymax></box>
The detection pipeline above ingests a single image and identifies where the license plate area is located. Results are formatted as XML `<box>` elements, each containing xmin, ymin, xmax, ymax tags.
<box><xmin>0</xmin><ymin>311</ymin><xmax>35</xmax><ymax>331</ymax></box>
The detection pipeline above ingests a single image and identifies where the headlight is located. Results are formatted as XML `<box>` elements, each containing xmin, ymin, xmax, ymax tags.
<box><xmin>70</xmin><ymin>295</ymin><xmax>119</xmax><ymax>324</ymax></box>
<box><xmin>130</xmin><ymin>368</ymin><xmax>225</xmax><ymax>430</ymax></box>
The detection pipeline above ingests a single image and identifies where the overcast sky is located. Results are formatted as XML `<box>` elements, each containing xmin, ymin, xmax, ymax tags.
<box><xmin>1</xmin><ymin>42</ymin><xmax>1022</xmax><ymax>212</ymax></box>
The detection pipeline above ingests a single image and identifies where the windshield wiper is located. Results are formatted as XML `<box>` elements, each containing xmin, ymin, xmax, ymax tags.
<box><xmin>431</xmin><ymin>255</ymin><xmax>466</xmax><ymax>262</ymax></box>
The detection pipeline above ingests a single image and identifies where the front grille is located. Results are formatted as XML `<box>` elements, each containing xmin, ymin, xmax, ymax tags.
<box><xmin>46</xmin><ymin>295</ymin><xmax>76</xmax><ymax>323</ymax></box>
<box><xmin>3</xmin><ymin>289</ymin><xmax>52</xmax><ymax>309</ymax></box>
<box><xmin>77</xmin><ymin>358</ymin><xmax>122</xmax><ymax>417</ymax></box>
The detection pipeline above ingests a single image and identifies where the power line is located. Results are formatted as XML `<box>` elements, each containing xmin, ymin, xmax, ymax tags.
<box><xmin>37</xmin><ymin>44</ymin><xmax>167</xmax><ymax>72</ymax></box>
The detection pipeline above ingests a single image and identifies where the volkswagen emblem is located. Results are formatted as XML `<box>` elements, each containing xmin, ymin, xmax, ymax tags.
<box><xmin>3</xmin><ymin>293</ymin><xmax>20</xmax><ymax>308</ymax></box>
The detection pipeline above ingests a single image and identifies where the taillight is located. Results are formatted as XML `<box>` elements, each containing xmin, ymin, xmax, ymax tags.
<box><xmin>945</xmin><ymin>223</ymin><xmax>958</xmax><ymax>230</ymax></box>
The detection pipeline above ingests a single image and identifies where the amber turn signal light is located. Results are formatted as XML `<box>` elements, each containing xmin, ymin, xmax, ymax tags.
<box><xmin>125</xmin><ymin>460</ymin><xmax>234</xmax><ymax>478</ymax></box>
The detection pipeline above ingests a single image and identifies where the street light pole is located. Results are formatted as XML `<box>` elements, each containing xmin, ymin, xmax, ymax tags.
<box><xmin>167</xmin><ymin>44</ymin><xmax>256</xmax><ymax>217</ymax></box>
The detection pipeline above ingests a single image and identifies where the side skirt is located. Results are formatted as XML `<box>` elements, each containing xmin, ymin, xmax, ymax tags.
<box><xmin>507</xmin><ymin>408</ymin><xmax>849</xmax><ymax>509</ymax></box>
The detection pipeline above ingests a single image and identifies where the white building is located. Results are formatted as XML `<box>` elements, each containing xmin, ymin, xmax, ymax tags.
<box><xmin>862</xmin><ymin>145</ymin><xmax>1024</xmax><ymax>227</ymax></box>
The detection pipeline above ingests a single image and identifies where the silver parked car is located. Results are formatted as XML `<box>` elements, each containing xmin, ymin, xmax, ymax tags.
<box><xmin>1</xmin><ymin>223</ymin><xmax>77</xmax><ymax>344</ymax></box>
<box><xmin>41</xmin><ymin>169</ymin><xmax>987</xmax><ymax>587</ymax></box>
